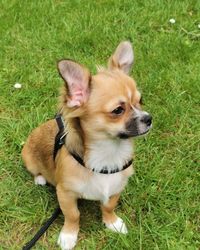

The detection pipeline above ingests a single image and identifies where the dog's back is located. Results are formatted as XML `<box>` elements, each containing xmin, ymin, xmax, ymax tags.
<box><xmin>22</xmin><ymin>119</ymin><xmax>58</xmax><ymax>185</ymax></box>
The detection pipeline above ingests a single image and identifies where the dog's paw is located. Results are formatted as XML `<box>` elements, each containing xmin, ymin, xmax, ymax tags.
<box><xmin>57</xmin><ymin>232</ymin><xmax>78</xmax><ymax>250</ymax></box>
<box><xmin>34</xmin><ymin>175</ymin><xmax>46</xmax><ymax>186</ymax></box>
<box><xmin>105</xmin><ymin>217</ymin><xmax>128</xmax><ymax>234</ymax></box>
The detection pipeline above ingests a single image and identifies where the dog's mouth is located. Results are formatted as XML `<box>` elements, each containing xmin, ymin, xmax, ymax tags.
<box><xmin>118</xmin><ymin>124</ymin><xmax>152</xmax><ymax>139</ymax></box>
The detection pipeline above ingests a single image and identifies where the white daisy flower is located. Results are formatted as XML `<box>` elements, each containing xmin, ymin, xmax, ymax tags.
<box><xmin>14</xmin><ymin>83</ymin><xmax>22</xmax><ymax>89</ymax></box>
<box><xmin>169</xmin><ymin>18</ymin><xmax>176</xmax><ymax>24</ymax></box>
<box><xmin>198</xmin><ymin>24</ymin><xmax>200</xmax><ymax>29</ymax></box>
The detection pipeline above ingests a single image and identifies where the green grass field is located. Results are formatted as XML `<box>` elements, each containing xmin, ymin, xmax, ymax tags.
<box><xmin>0</xmin><ymin>0</ymin><xmax>200</xmax><ymax>249</ymax></box>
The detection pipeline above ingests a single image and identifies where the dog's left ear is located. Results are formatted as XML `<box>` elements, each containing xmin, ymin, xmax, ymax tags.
<box><xmin>108</xmin><ymin>41</ymin><xmax>134</xmax><ymax>74</ymax></box>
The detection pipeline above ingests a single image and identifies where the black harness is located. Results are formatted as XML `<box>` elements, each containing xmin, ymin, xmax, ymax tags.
<box><xmin>53</xmin><ymin>114</ymin><xmax>66</xmax><ymax>160</ymax></box>
<box><xmin>53</xmin><ymin>114</ymin><xmax>133</xmax><ymax>174</ymax></box>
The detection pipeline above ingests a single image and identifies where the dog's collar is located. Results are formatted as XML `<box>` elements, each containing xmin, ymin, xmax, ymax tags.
<box><xmin>53</xmin><ymin>114</ymin><xmax>133</xmax><ymax>174</ymax></box>
<box><xmin>70</xmin><ymin>152</ymin><xmax>133</xmax><ymax>174</ymax></box>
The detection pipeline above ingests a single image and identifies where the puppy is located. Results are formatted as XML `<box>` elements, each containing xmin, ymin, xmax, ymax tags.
<box><xmin>22</xmin><ymin>41</ymin><xmax>152</xmax><ymax>250</ymax></box>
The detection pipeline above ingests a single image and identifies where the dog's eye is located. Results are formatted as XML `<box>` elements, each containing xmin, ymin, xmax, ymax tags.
<box><xmin>112</xmin><ymin>106</ymin><xmax>125</xmax><ymax>115</ymax></box>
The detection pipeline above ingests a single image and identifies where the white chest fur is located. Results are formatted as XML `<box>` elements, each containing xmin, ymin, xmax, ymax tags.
<box><xmin>86</xmin><ymin>139</ymin><xmax>133</xmax><ymax>173</ymax></box>
<box><xmin>79</xmin><ymin>172</ymin><xmax>130</xmax><ymax>204</ymax></box>
<box><xmin>74</xmin><ymin>139</ymin><xmax>133</xmax><ymax>204</ymax></box>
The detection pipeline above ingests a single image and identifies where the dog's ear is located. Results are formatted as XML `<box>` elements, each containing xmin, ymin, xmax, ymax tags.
<box><xmin>108</xmin><ymin>41</ymin><xmax>134</xmax><ymax>74</ymax></box>
<box><xmin>58</xmin><ymin>60</ymin><xmax>91</xmax><ymax>108</ymax></box>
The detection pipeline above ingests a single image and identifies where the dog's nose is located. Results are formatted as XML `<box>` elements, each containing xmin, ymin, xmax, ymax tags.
<box><xmin>141</xmin><ymin>114</ymin><xmax>152</xmax><ymax>126</ymax></box>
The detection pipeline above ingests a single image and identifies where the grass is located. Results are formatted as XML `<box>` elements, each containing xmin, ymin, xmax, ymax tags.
<box><xmin>0</xmin><ymin>0</ymin><xmax>200</xmax><ymax>249</ymax></box>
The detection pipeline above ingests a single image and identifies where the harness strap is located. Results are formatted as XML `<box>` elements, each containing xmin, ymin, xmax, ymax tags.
<box><xmin>53</xmin><ymin>114</ymin><xmax>67</xmax><ymax>160</ymax></box>
<box><xmin>71</xmin><ymin>152</ymin><xmax>85</xmax><ymax>166</ymax></box>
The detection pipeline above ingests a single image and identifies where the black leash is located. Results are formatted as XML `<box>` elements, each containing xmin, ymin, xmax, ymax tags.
<box><xmin>22</xmin><ymin>206</ymin><xmax>61</xmax><ymax>250</ymax></box>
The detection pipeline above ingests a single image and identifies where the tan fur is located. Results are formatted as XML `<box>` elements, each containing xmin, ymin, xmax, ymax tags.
<box><xmin>101</xmin><ymin>194</ymin><xmax>120</xmax><ymax>224</ymax></box>
<box><xmin>22</xmin><ymin>120</ymin><xmax>58</xmax><ymax>185</ymax></box>
<box><xmin>22</xmin><ymin>41</ymin><xmax>149</xmax><ymax>249</ymax></box>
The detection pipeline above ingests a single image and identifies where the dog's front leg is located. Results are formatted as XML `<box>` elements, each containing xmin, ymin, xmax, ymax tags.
<box><xmin>57</xmin><ymin>185</ymin><xmax>80</xmax><ymax>250</ymax></box>
<box><xmin>101</xmin><ymin>194</ymin><xmax>128</xmax><ymax>234</ymax></box>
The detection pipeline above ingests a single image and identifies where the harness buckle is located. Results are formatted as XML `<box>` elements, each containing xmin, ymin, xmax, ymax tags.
<box><xmin>59</xmin><ymin>132</ymin><xmax>68</xmax><ymax>146</ymax></box>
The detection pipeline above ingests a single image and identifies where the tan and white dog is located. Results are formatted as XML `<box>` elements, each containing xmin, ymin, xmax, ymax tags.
<box><xmin>22</xmin><ymin>41</ymin><xmax>152</xmax><ymax>250</ymax></box>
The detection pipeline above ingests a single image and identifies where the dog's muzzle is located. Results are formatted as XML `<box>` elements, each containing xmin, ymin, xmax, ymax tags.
<box><xmin>118</xmin><ymin>110</ymin><xmax>152</xmax><ymax>139</ymax></box>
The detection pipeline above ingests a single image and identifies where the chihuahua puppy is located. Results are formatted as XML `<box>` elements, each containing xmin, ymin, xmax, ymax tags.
<box><xmin>22</xmin><ymin>41</ymin><xmax>152</xmax><ymax>250</ymax></box>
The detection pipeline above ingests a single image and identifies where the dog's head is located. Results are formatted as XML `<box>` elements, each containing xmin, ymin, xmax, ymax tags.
<box><xmin>58</xmin><ymin>41</ymin><xmax>152</xmax><ymax>140</ymax></box>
